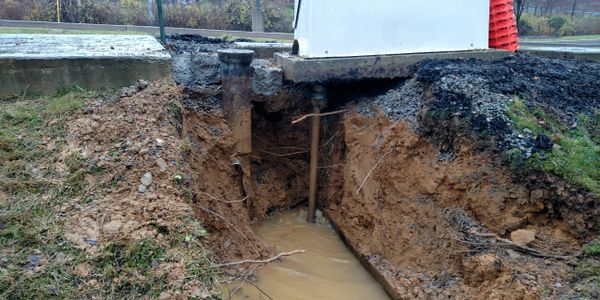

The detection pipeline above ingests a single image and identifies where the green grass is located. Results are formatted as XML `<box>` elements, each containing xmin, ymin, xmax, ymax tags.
<box><xmin>507</xmin><ymin>98</ymin><xmax>600</xmax><ymax>195</ymax></box>
<box><xmin>0</xmin><ymin>87</ymin><xmax>222</xmax><ymax>298</ymax></box>
<box><xmin>584</xmin><ymin>239</ymin><xmax>600</xmax><ymax>257</ymax></box>
<box><xmin>0</xmin><ymin>26</ymin><xmax>150</xmax><ymax>35</ymax></box>
<box><xmin>521</xmin><ymin>34</ymin><xmax>600</xmax><ymax>42</ymax></box>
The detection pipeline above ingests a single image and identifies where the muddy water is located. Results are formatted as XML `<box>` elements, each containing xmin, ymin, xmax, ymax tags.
<box><xmin>224</xmin><ymin>210</ymin><xmax>390</xmax><ymax>300</ymax></box>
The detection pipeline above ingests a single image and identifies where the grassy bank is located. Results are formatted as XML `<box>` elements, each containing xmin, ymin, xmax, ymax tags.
<box><xmin>507</xmin><ymin>98</ymin><xmax>599</xmax><ymax>195</ymax></box>
<box><xmin>0</xmin><ymin>88</ymin><xmax>220</xmax><ymax>299</ymax></box>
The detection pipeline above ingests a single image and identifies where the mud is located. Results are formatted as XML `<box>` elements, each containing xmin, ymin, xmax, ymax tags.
<box><xmin>226</xmin><ymin>209</ymin><xmax>390</xmax><ymax>300</ymax></box>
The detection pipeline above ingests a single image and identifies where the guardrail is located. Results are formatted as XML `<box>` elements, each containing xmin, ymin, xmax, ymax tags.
<box><xmin>0</xmin><ymin>19</ymin><xmax>294</xmax><ymax>41</ymax></box>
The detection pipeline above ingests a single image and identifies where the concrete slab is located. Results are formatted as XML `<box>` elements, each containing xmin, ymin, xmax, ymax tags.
<box><xmin>0</xmin><ymin>34</ymin><xmax>172</xmax><ymax>97</ymax></box>
<box><xmin>234</xmin><ymin>42</ymin><xmax>292</xmax><ymax>59</ymax></box>
<box><xmin>274</xmin><ymin>50</ymin><xmax>510</xmax><ymax>83</ymax></box>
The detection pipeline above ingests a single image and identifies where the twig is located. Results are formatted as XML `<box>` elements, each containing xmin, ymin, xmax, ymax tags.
<box><xmin>198</xmin><ymin>191</ymin><xmax>248</xmax><ymax>204</ymax></box>
<box><xmin>356</xmin><ymin>151</ymin><xmax>391</xmax><ymax>195</ymax></box>
<box><xmin>258</xmin><ymin>149</ymin><xmax>309</xmax><ymax>157</ymax></box>
<box><xmin>471</xmin><ymin>231</ymin><xmax>573</xmax><ymax>260</ymax></box>
<box><xmin>217</xmin><ymin>250</ymin><xmax>306</xmax><ymax>267</ymax></box>
<box><xmin>291</xmin><ymin>109</ymin><xmax>349</xmax><ymax>124</ymax></box>
<box><xmin>244</xmin><ymin>279</ymin><xmax>275</xmax><ymax>300</ymax></box>
<box><xmin>321</xmin><ymin>130</ymin><xmax>342</xmax><ymax>148</ymax></box>
<box><xmin>198</xmin><ymin>205</ymin><xmax>259</xmax><ymax>255</ymax></box>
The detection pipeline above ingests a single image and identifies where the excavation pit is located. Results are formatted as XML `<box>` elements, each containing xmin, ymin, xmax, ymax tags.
<box><xmin>169</xmin><ymin>35</ymin><xmax>600</xmax><ymax>299</ymax></box>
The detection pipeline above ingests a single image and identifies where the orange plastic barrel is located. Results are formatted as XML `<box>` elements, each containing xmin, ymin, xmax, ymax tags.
<box><xmin>489</xmin><ymin>0</ymin><xmax>519</xmax><ymax>51</ymax></box>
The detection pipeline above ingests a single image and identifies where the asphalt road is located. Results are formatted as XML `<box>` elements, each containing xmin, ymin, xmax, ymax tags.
<box><xmin>520</xmin><ymin>38</ymin><xmax>600</xmax><ymax>48</ymax></box>
<box><xmin>0</xmin><ymin>19</ymin><xmax>294</xmax><ymax>40</ymax></box>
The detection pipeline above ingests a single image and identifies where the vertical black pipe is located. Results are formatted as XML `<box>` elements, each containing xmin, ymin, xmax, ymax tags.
<box><xmin>156</xmin><ymin>0</ymin><xmax>165</xmax><ymax>42</ymax></box>
<box><xmin>218</xmin><ymin>49</ymin><xmax>256</xmax><ymax>209</ymax></box>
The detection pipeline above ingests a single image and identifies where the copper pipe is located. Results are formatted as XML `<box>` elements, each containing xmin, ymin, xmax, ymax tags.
<box><xmin>307</xmin><ymin>106</ymin><xmax>320</xmax><ymax>223</ymax></box>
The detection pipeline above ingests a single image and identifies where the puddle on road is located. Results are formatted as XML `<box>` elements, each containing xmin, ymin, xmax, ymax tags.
<box><xmin>223</xmin><ymin>210</ymin><xmax>390</xmax><ymax>300</ymax></box>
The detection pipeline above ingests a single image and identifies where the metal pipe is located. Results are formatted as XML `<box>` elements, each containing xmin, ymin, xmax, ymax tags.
<box><xmin>56</xmin><ymin>0</ymin><xmax>61</xmax><ymax>23</ymax></box>
<box><xmin>218</xmin><ymin>49</ymin><xmax>256</xmax><ymax>207</ymax></box>
<box><xmin>307</xmin><ymin>106</ymin><xmax>320</xmax><ymax>223</ymax></box>
<box><xmin>307</xmin><ymin>84</ymin><xmax>326</xmax><ymax>223</ymax></box>
<box><xmin>156</xmin><ymin>0</ymin><xmax>165</xmax><ymax>42</ymax></box>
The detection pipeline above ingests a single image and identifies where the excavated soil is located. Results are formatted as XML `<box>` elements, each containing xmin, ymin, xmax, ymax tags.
<box><xmin>64</xmin><ymin>35</ymin><xmax>599</xmax><ymax>299</ymax></box>
<box><xmin>323</xmin><ymin>113</ymin><xmax>578</xmax><ymax>299</ymax></box>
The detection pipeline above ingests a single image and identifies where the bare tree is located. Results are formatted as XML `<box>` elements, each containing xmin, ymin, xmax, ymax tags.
<box><xmin>515</xmin><ymin>0</ymin><xmax>528</xmax><ymax>25</ymax></box>
<box><xmin>570</xmin><ymin>0</ymin><xmax>577</xmax><ymax>20</ymax></box>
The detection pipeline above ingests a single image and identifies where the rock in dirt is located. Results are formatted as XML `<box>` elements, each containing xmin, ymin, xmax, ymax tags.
<box><xmin>510</xmin><ymin>229</ymin><xmax>536</xmax><ymax>246</ymax></box>
<box><xmin>140</xmin><ymin>172</ymin><xmax>153</xmax><ymax>186</ymax></box>
<box><xmin>462</xmin><ymin>253</ymin><xmax>502</xmax><ymax>284</ymax></box>
<box><xmin>156</xmin><ymin>158</ymin><xmax>168</xmax><ymax>172</ymax></box>
<box><xmin>138</xmin><ymin>184</ymin><xmax>148</xmax><ymax>193</ymax></box>
<box><xmin>155</xmin><ymin>138</ymin><xmax>165</xmax><ymax>147</ymax></box>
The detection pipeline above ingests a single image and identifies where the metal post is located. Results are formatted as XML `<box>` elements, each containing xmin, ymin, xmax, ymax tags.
<box><xmin>252</xmin><ymin>0</ymin><xmax>265</xmax><ymax>32</ymax></box>
<box><xmin>307</xmin><ymin>84</ymin><xmax>326</xmax><ymax>223</ymax></box>
<box><xmin>156</xmin><ymin>0</ymin><xmax>165</xmax><ymax>42</ymax></box>
<box><xmin>218</xmin><ymin>49</ymin><xmax>256</xmax><ymax>207</ymax></box>
<box><xmin>56</xmin><ymin>0</ymin><xmax>61</xmax><ymax>23</ymax></box>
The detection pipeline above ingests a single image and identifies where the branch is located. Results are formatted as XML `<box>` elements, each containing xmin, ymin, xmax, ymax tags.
<box><xmin>471</xmin><ymin>232</ymin><xmax>574</xmax><ymax>261</ymax></box>
<box><xmin>216</xmin><ymin>250</ymin><xmax>306</xmax><ymax>267</ymax></box>
<box><xmin>356</xmin><ymin>151</ymin><xmax>391</xmax><ymax>195</ymax></box>
<box><xmin>291</xmin><ymin>109</ymin><xmax>349</xmax><ymax>124</ymax></box>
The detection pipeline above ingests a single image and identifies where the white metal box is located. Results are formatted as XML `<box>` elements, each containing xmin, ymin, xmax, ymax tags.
<box><xmin>293</xmin><ymin>0</ymin><xmax>490</xmax><ymax>58</ymax></box>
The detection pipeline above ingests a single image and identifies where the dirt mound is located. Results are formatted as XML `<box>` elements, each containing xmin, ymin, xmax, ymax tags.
<box><xmin>322</xmin><ymin>113</ymin><xmax>578</xmax><ymax>298</ymax></box>
<box><xmin>416</xmin><ymin>53</ymin><xmax>600</xmax><ymax>125</ymax></box>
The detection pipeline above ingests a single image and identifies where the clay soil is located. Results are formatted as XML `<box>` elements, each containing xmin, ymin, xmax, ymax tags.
<box><xmin>50</xmin><ymin>36</ymin><xmax>600</xmax><ymax>299</ymax></box>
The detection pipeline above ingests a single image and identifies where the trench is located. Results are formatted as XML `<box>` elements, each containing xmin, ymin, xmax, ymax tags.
<box><xmin>222</xmin><ymin>209</ymin><xmax>390</xmax><ymax>300</ymax></box>
<box><xmin>182</xmin><ymin>49</ymin><xmax>598</xmax><ymax>298</ymax></box>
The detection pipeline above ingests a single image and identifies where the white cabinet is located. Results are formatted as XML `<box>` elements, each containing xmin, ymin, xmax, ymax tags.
<box><xmin>293</xmin><ymin>0</ymin><xmax>490</xmax><ymax>58</ymax></box>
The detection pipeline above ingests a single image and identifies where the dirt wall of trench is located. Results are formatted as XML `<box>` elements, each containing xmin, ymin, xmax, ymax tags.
<box><xmin>321</xmin><ymin>112</ymin><xmax>584</xmax><ymax>299</ymax></box>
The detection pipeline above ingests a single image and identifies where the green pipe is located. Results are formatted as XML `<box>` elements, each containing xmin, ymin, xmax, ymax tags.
<box><xmin>156</xmin><ymin>0</ymin><xmax>165</xmax><ymax>42</ymax></box>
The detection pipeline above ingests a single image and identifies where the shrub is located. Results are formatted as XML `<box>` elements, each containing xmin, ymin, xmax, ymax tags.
<box><xmin>559</xmin><ymin>21</ymin><xmax>576</xmax><ymax>36</ymax></box>
<box><xmin>517</xmin><ymin>18</ymin><xmax>534</xmax><ymax>36</ymax></box>
<box><xmin>548</xmin><ymin>16</ymin><xmax>567</xmax><ymax>35</ymax></box>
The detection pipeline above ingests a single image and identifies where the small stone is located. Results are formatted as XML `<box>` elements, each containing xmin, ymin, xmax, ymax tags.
<box><xmin>84</xmin><ymin>239</ymin><xmax>97</xmax><ymax>246</ymax></box>
<box><xmin>136</xmin><ymin>79</ymin><xmax>149</xmax><ymax>90</ymax></box>
<box><xmin>156</xmin><ymin>158</ymin><xmax>168</xmax><ymax>172</ymax></box>
<box><xmin>155</xmin><ymin>139</ymin><xmax>165</xmax><ymax>147</ymax></box>
<box><xmin>102</xmin><ymin>220</ymin><xmax>122</xmax><ymax>235</ymax></box>
<box><xmin>511</xmin><ymin>229</ymin><xmax>536</xmax><ymax>246</ymax></box>
<box><xmin>26</xmin><ymin>254</ymin><xmax>42</xmax><ymax>270</ymax></box>
<box><xmin>140</xmin><ymin>172</ymin><xmax>153</xmax><ymax>186</ymax></box>
<box><xmin>554</xmin><ymin>282</ymin><xmax>562</xmax><ymax>289</ymax></box>
<box><xmin>138</xmin><ymin>184</ymin><xmax>147</xmax><ymax>193</ymax></box>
